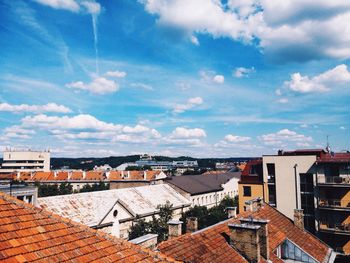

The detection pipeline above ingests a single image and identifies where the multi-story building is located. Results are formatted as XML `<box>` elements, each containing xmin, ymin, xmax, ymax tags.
<box><xmin>0</xmin><ymin>149</ymin><xmax>50</xmax><ymax>173</ymax></box>
<box><xmin>238</xmin><ymin>149</ymin><xmax>350</xmax><ymax>254</ymax></box>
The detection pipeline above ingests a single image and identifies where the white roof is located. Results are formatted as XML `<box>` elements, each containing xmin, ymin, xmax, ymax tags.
<box><xmin>38</xmin><ymin>184</ymin><xmax>190</xmax><ymax>227</ymax></box>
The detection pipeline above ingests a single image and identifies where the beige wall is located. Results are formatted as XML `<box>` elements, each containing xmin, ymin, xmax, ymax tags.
<box><xmin>238</xmin><ymin>183</ymin><xmax>265</xmax><ymax>213</ymax></box>
<box><xmin>262</xmin><ymin>155</ymin><xmax>316</xmax><ymax>220</ymax></box>
<box><xmin>1</xmin><ymin>151</ymin><xmax>50</xmax><ymax>172</ymax></box>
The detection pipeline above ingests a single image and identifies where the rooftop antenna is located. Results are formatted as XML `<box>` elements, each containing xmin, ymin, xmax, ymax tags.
<box><xmin>326</xmin><ymin>135</ymin><xmax>331</xmax><ymax>153</ymax></box>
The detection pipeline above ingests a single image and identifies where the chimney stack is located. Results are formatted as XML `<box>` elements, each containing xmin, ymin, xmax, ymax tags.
<box><xmin>294</xmin><ymin>209</ymin><xmax>304</xmax><ymax>229</ymax></box>
<box><xmin>227</xmin><ymin>207</ymin><xmax>237</xmax><ymax>219</ymax></box>
<box><xmin>244</xmin><ymin>197</ymin><xmax>263</xmax><ymax>212</ymax></box>
<box><xmin>228</xmin><ymin>223</ymin><xmax>261</xmax><ymax>263</ymax></box>
<box><xmin>240</xmin><ymin>218</ymin><xmax>269</xmax><ymax>260</ymax></box>
<box><xmin>186</xmin><ymin>217</ymin><xmax>198</xmax><ymax>233</ymax></box>
<box><xmin>168</xmin><ymin>220</ymin><xmax>183</xmax><ymax>239</ymax></box>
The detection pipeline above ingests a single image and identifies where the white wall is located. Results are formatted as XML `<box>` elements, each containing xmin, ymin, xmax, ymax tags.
<box><xmin>262</xmin><ymin>155</ymin><xmax>316</xmax><ymax>219</ymax></box>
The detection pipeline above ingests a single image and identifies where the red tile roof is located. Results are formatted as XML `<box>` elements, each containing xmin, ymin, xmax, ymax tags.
<box><xmin>70</xmin><ymin>171</ymin><xmax>84</xmax><ymax>180</ymax></box>
<box><xmin>85</xmin><ymin>171</ymin><xmax>106</xmax><ymax>181</ymax></box>
<box><xmin>0</xmin><ymin>192</ymin><xmax>178</xmax><ymax>262</ymax></box>
<box><xmin>318</xmin><ymin>152</ymin><xmax>350</xmax><ymax>163</ymax></box>
<box><xmin>158</xmin><ymin>204</ymin><xmax>332</xmax><ymax>263</ymax></box>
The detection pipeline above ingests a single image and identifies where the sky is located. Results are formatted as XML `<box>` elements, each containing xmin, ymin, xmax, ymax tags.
<box><xmin>0</xmin><ymin>0</ymin><xmax>350</xmax><ymax>158</ymax></box>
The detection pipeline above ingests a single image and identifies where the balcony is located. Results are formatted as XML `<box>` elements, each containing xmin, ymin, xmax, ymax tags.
<box><xmin>318</xmin><ymin>199</ymin><xmax>350</xmax><ymax>210</ymax></box>
<box><xmin>319</xmin><ymin>222</ymin><xmax>350</xmax><ymax>235</ymax></box>
<box><xmin>317</xmin><ymin>175</ymin><xmax>350</xmax><ymax>186</ymax></box>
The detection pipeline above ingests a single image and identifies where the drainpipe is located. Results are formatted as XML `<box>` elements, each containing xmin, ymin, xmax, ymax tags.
<box><xmin>294</xmin><ymin>164</ymin><xmax>298</xmax><ymax>209</ymax></box>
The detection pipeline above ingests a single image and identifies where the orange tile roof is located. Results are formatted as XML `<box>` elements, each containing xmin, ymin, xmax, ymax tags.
<box><xmin>85</xmin><ymin>171</ymin><xmax>106</xmax><ymax>181</ymax></box>
<box><xmin>70</xmin><ymin>171</ymin><xmax>84</xmax><ymax>180</ymax></box>
<box><xmin>18</xmin><ymin>172</ymin><xmax>33</xmax><ymax>181</ymax></box>
<box><xmin>0</xmin><ymin>173</ymin><xmax>17</xmax><ymax>180</ymax></box>
<box><xmin>0</xmin><ymin>192</ymin><xmax>178</xmax><ymax>262</ymax></box>
<box><xmin>158</xmin><ymin>204</ymin><xmax>331</xmax><ymax>263</ymax></box>
<box><xmin>108</xmin><ymin>171</ymin><xmax>123</xmax><ymax>180</ymax></box>
<box><xmin>31</xmin><ymin>172</ymin><xmax>52</xmax><ymax>181</ymax></box>
<box><xmin>54</xmin><ymin>172</ymin><xmax>69</xmax><ymax>180</ymax></box>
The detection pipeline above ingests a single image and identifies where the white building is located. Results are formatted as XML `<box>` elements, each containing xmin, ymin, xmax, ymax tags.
<box><xmin>0</xmin><ymin>149</ymin><xmax>50</xmax><ymax>173</ymax></box>
<box><xmin>166</xmin><ymin>172</ymin><xmax>240</xmax><ymax>208</ymax></box>
<box><xmin>38</xmin><ymin>184</ymin><xmax>191</xmax><ymax>239</ymax></box>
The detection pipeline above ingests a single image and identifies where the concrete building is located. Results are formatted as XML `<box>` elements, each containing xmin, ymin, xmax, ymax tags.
<box><xmin>0</xmin><ymin>149</ymin><xmax>50</xmax><ymax>173</ymax></box>
<box><xmin>0</xmin><ymin>181</ymin><xmax>38</xmax><ymax>206</ymax></box>
<box><xmin>166</xmin><ymin>172</ymin><xmax>240</xmax><ymax>208</ymax></box>
<box><xmin>238</xmin><ymin>149</ymin><xmax>350</xmax><ymax>254</ymax></box>
<box><xmin>38</xmin><ymin>184</ymin><xmax>191</xmax><ymax>240</ymax></box>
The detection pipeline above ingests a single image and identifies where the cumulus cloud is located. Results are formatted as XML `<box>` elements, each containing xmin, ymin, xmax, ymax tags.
<box><xmin>233</xmin><ymin>67</ymin><xmax>255</xmax><ymax>78</ymax></box>
<box><xmin>66</xmin><ymin>77</ymin><xmax>119</xmax><ymax>94</ymax></box>
<box><xmin>200</xmin><ymin>70</ymin><xmax>225</xmax><ymax>84</ymax></box>
<box><xmin>105</xmin><ymin>70</ymin><xmax>127</xmax><ymax>78</ymax></box>
<box><xmin>224</xmin><ymin>134</ymin><xmax>251</xmax><ymax>143</ymax></box>
<box><xmin>190</xmin><ymin>35</ymin><xmax>199</xmax><ymax>45</ymax></box>
<box><xmin>285</xmin><ymin>64</ymin><xmax>350</xmax><ymax>93</ymax></box>
<box><xmin>0</xmin><ymin>103</ymin><xmax>71</xmax><ymax>113</ymax></box>
<box><xmin>276</xmin><ymin>98</ymin><xmax>288</xmax><ymax>104</ymax></box>
<box><xmin>1</xmin><ymin>126</ymin><xmax>35</xmax><ymax>140</ymax></box>
<box><xmin>170</xmin><ymin>127</ymin><xmax>206</xmax><ymax>139</ymax></box>
<box><xmin>173</xmin><ymin>97</ymin><xmax>203</xmax><ymax>114</ymax></box>
<box><xmin>140</xmin><ymin>0</ymin><xmax>350</xmax><ymax>62</ymax></box>
<box><xmin>213</xmin><ymin>75</ymin><xmax>225</xmax><ymax>84</ymax></box>
<box><xmin>34</xmin><ymin>0</ymin><xmax>101</xmax><ymax>14</ymax></box>
<box><xmin>259</xmin><ymin>129</ymin><xmax>312</xmax><ymax>146</ymax></box>
<box><xmin>19</xmin><ymin>114</ymin><xmax>161</xmax><ymax>143</ymax></box>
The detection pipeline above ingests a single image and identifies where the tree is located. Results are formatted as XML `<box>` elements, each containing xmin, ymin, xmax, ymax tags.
<box><xmin>36</xmin><ymin>182</ymin><xmax>73</xmax><ymax>197</ymax></box>
<box><xmin>181</xmin><ymin>195</ymin><xmax>239</xmax><ymax>232</ymax></box>
<box><xmin>79</xmin><ymin>181</ymin><xmax>109</xmax><ymax>193</ymax></box>
<box><xmin>128</xmin><ymin>201</ymin><xmax>173</xmax><ymax>242</ymax></box>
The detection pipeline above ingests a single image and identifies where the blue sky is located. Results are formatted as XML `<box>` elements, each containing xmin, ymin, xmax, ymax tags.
<box><xmin>0</xmin><ymin>0</ymin><xmax>350</xmax><ymax>157</ymax></box>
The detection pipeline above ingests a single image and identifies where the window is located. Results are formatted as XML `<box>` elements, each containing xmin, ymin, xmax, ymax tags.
<box><xmin>243</xmin><ymin>186</ymin><xmax>251</xmax><ymax>197</ymax></box>
<box><xmin>281</xmin><ymin>239</ymin><xmax>317</xmax><ymax>263</ymax></box>
<box><xmin>267</xmin><ymin>163</ymin><xmax>276</xmax><ymax>183</ymax></box>
<box><xmin>300</xmin><ymin>173</ymin><xmax>316</xmax><ymax>233</ymax></box>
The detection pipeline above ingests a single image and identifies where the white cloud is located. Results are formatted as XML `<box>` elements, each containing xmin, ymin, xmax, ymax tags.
<box><xmin>105</xmin><ymin>70</ymin><xmax>127</xmax><ymax>78</ymax></box>
<box><xmin>19</xmin><ymin>114</ymin><xmax>161</xmax><ymax>143</ymax></box>
<box><xmin>224</xmin><ymin>134</ymin><xmax>251</xmax><ymax>143</ymax></box>
<box><xmin>340</xmin><ymin>126</ymin><xmax>346</xmax><ymax>130</ymax></box>
<box><xmin>275</xmin><ymin>89</ymin><xmax>282</xmax><ymax>96</ymax></box>
<box><xmin>213</xmin><ymin>75</ymin><xmax>225</xmax><ymax>84</ymax></box>
<box><xmin>1</xmin><ymin>126</ymin><xmax>35</xmax><ymax>140</ymax></box>
<box><xmin>190</xmin><ymin>35</ymin><xmax>200</xmax><ymax>45</ymax></box>
<box><xmin>259</xmin><ymin>129</ymin><xmax>312</xmax><ymax>146</ymax></box>
<box><xmin>173</xmin><ymin>97</ymin><xmax>203</xmax><ymax>114</ymax></box>
<box><xmin>140</xmin><ymin>0</ymin><xmax>350</xmax><ymax>62</ymax></box>
<box><xmin>34</xmin><ymin>0</ymin><xmax>101</xmax><ymax>14</ymax></box>
<box><xmin>170</xmin><ymin>127</ymin><xmax>206</xmax><ymax>139</ymax></box>
<box><xmin>66</xmin><ymin>77</ymin><xmax>119</xmax><ymax>94</ymax></box>
<box><xmin>0</xmin><ymin>103</ymin><xmax>71</xmax><ymax>113</ymax></box>
<box><xmin>234</xmin><ymin>67</ymin><xmax>255</xmax><ymax>78</ymax></box>
<box><xmin>276</xmin><ymin>98</ymin><xmax>288</xmax><ymax>104</ymax></box>
<box><xmin>34</xmin><ymin>0</ymin><xmax>80</xmax><ymax>12</ymax></box>
<box><xmin>130</xmin><ymin>83</ymin><xmax>154</xmax><ymax>91</ymax></box>
<box><xmin>285</xmin><ymin>64</ymin><xmax>350</xmax><ymax>93</ymax></box>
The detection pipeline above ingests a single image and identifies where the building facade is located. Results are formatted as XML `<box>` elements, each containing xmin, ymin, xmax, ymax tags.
<box><xmin>0</xmin><ymin>150</ymin><xmax>50</xmax><ymax>173</ymax></box>
<box><xmin>238</xmin><ymin>149</ymin><xmax>350</xmax><ymax>254</ymax></box>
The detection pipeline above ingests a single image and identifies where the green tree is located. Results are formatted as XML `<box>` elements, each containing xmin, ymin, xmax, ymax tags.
<box><xmin>128</xmin><ymin>201</ymin><xmax>173</xmax><ymax>242</ymax></box>
<box><xmin>79</xmin><ymin>181</ymin><xmax>109</xmax><ymax>193</ymax></box>
<box><xmin>59</xmin><ymin>182</ymin><xmax>73</xmax><ymax>195</ymax></box>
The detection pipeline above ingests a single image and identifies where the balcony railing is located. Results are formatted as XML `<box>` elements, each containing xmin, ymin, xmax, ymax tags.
<box><xmin>317</xmin><ymin>175</ymin><xmax>350</xmax><ymax>184</ymax></box>
<box><xmin>319</xmin><ymin>199</ymin><xmax>350</xmax><ymax>209</ymax></box>
<box><xmin>319</xmin><ymin>222</ymin><xmax>350</xmax><ymax>234</ymax></box>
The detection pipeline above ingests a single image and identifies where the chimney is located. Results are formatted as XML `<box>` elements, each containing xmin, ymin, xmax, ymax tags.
<box><xmin>168</xmin><ymin>220</ymin><xmax>183</xmax><ymax>239</ymax></box>
<box><xmin>186</xmin><ymin>217</ymin><xmax>198</xmax><ymax>233</ymax></box>
<box><xmin>54</xmin><ymin>171</ymin><xmax>57</xmax><ymax>178</ymax></box>
<box><xmin>228</xmin><ymin>223</ymin><xmax>261</xmax><ymax>263</ymax></box>
<box><xmin>244</xmin><ymin>197</ymin><xmax>263</xmax><ymax>212</ymax></box>
<box><xmin>240</xmin><ymin>218</ymin><xmax>270</xmax><ymax>260</ymax></box>
<box><xmin>227</xmin><ymin>207</ymin><xmax>237</xmax><ymax>219</ymax></box>
<box><xmin>82</xmin><ymin>171</ymin><xmax>86</xmax><ymax>179</ymax></box>
<box><xmin>106</xmin><ymin>171</ymin><xmax>110</xmax><ymax>179</ymax></box>
<box><xmin>294</xmin><ymin>209</ymin><xmax>304</xmax><ymax>229</ymax></box>
<box><xmin>68</xmin><ymin>171</ymin><xmax>72</xmax><ymax>180</ymax></box>
<box><xmin>129</xmin><ymin>233</ymin><xmax>158</xmax><ymax>249</ymax></box>
<box><xmin>143</xmin><ymin>171</ymin><xmax>147</xmax><ymax>180</ymax></box>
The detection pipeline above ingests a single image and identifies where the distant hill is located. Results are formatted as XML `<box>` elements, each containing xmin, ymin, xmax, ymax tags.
<box><xmin>50</xmin><ymin>156</ymin><xmax>257</xmax><ymax>170</ymax></box>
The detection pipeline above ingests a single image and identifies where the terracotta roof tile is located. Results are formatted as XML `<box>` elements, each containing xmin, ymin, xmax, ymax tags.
<box><xmin>0</xmin><ymin>192</ymin><xmax>179</xmax><ymax>262</ymax></box>
<box><xmin>158</xmin><ymin>203</ymin><xmax>331</xmax><ymax>263</ymax></box>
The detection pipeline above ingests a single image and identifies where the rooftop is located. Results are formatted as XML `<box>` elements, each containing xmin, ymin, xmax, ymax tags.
<box><xmin>157</xmin><ymin>203</ymin><xmax>333</xmax><ymax>263</ymax></box>
<box><xmin>0</xmin><ymin>192</ymin><xmax>177</xmax><ymax>262</ymax></box>
<box><xmin>38</xmin><ymin>184</ymin><xmax>191</xmax><ymax>227</ymax></box>
<box><xmin>167</xmin><ymin>172</ymin><xmax>240</xmax><ymax>195</ymax></box>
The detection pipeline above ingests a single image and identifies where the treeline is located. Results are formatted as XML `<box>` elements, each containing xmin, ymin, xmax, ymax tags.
<box><xmin>51</xmin><ymin>156</ymin><xmax>256</xmax><ymax>170</ymax></box>
<box><xmin>36</xmin><ymin>181</ymin><xmax>110</xmax><ymax>197</ymax></box>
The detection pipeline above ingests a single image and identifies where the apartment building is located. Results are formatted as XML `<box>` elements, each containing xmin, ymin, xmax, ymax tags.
<box><xmin>238</xmin><ymin>149</ymin><xmax>350</xmax><ymax>254</ymax></box>
<box><xmin>0</xmin><ymin>149</ymin><xmax>50</xmax><ymax>173</ymax></box>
